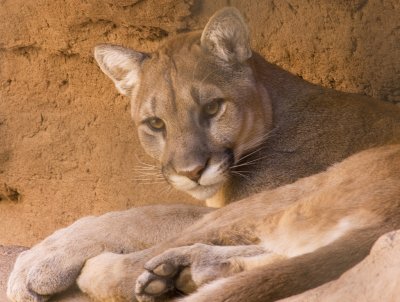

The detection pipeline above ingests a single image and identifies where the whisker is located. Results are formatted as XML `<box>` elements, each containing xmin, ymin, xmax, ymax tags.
<box><xmin>230</xmin><ymin>170</ymin><xmax>251</xmax><ymax>174</ymax></box>
<box><xmin>134</xmin><ymin>171</ymin><xmax>164</xmax><ymax>176</ymax></box>
<box><xmin>135</xmin><ymin>155</ymin><xmax>159</xmax><ymax>169</ymax></box>
<box><xmin>135</xmin><ymin>181</ymin><xmax>168</xmax><ymax>185</ymax></box>
<box><xmin>242</xmin><ymin>126</ymin><xmax>278</xmax><ymax>151</ymax></box>
<box><xmin>133</xmin><ymin>177</ymin><xmax>165</xmax><ymax>181</ymax></box>
<box><xmin>230</xmin><ymin>162</ymin><xmax>255</xmax><ymax>169</ymax></box>
<box><xmin>235</xmin><ymin>155</ymin><xmax>271</xmax><ymax>168</ymax></box>
<box><xmin>133</xmin><ymin>166</ymin><xmax>159</xmax><ymax>171</ymax></box>
<box><xmin>135</xmin><ymin>163</ymin><xmax>158</xmax><ymax>170</ymax></box>
<box><xmin>234</xmin><ymin>145</ymin><xmax>266</xmax><ymax>165</ymax></box>
<box><xmin>230</xmin><ymin>152</ymin><xmax>272</xmax><ymax>171</ymax></box>
<box><xmin>135</xmin><ymin>176</ymin><xmax>164</xmax><ymax>179</ymax></box>
<box><xmin>136</xmin><ymin>162</ymin><xmax>157</xmax><ymax>168</ymax></box>
<box><xmin>230</xmin><ymin>127</ymin><xmax>279</xmax><ymax>169</ymax></box>
<box><xmin>232</xmin><ymin>127</ymin><xmax>275</xmax><ymax>164</ymax></box>
<box><xmin>134</xmin><ymin>168</ymin><xmax>161</xmax><ymax>172</ymax></box>
<box><xmin>241</xmin><ymin>128</ymin><xmax>274</xmax><ymax>149</ymax></box>
<box><xmin>132</xmin><ymin>176</ymin><xmax>165</xmax><ymax>180</ymax></box>
<box><xmin>231</xmin><ymin>171</ymin><xmax>251</xmax><ymax>181</ymax></box>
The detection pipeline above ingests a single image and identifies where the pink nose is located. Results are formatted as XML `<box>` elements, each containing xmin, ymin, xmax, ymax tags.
<box><xmin>177</xmin><ymin>165</ymin><xmax>205</xmax><ymax>182</ymax></box>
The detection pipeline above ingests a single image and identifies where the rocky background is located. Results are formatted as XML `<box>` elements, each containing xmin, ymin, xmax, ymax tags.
<box><xmin>0</xmin><ymin>0</ymin><xmax>399</xmax><ymax>247</ymax></box>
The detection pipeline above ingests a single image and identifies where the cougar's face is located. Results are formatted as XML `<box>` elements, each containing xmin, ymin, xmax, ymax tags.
<box><xmin>130</xmin><ymin>43</ymin><xmax>269</xmax><ymax>200</ymax></box>
<box><xmin>94</xmin><ymin>8</ymin><xmax>272</xmax><ymax>200</ymax></box>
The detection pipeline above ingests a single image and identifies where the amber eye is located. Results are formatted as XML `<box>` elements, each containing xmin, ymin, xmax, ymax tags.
<box><xmin>203</xmin><ymin>99</ymin><xmax>223</xmax><ymax>117</ymax></box>
<box><xmin>146</xmin><ymin>117</ymin><xmax>165</xmax><ymax>131</ymax></box>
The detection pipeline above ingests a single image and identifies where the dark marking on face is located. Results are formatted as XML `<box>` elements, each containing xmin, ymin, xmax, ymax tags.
<box><xmin>225</xmin><ymin>148</ymin><xmax>235</xmax><ymax>167</ymax></box>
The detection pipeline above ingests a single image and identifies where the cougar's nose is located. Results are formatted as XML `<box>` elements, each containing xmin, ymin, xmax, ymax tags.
<box><xmin>177</xmin><ymin>163</ymin><xmax>207</xmax><ymax>182</ymax></box>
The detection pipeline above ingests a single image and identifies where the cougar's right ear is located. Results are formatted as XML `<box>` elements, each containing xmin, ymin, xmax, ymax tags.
<box><xmin>94</xmin><ymin>44</ymin><xmax>148</xmax><ymax>96</ymax></box>
<box><xmin>201</xmin><ymin>7</ymin><xmax>251</xmax><ymax>63</ymax></box>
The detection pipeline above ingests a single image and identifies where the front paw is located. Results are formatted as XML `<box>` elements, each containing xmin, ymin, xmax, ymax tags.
<box><xmin>7</xmin><ymin>216</ymin><xmax>105</xmax><ymax>302</ymax></box>
<box><xmin>135</xmin><ymin>243</ymin><xmax>256</xmax><ymax>302</ymax></box>
<box><xmin>135</xmin><ymin>243</ymin><xmax>265</xmax><ymax>302</ymax></box>
<box><xmin>6</xmin><ymin>247</ymin><xmax>48</xmax><ymax>302</ymax></box>
<box><xmin>136</xmin><ymin>244</ymin><xmax>205</xmax><ymax>302</ymax></box>
<box><xmin>7</xmin><ymin>246</ymin><xmax>86</xmax><ymax>302</ymax></box>
<box><xmin>135</xmin><ymin>261</ymin><xmax>195</xmax><ymax>302</ymax></box>
<box><xmin>77</xmin><ymin>252</ymin><xmax>145</xmax><ymax>302</ymax></box>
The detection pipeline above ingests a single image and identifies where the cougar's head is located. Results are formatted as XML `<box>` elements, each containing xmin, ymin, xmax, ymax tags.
<box><xmin>94</xmin><ymin>8</ymin><xmax>272</xmax><ymax>200</ymax></box>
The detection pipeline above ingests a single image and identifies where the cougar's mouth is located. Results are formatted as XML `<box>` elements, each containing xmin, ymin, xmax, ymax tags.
<box><xmin>167</xmin><ymin>170</ymin><xmax>226</xmax><ymax>200</ymax></box>
<box><xmin>166</xmin><ymin>151</ymin><xmax>234</xmax><ymax>200</ymax></box>
<box><xmin>185</xmin><ymin>182</ymin><xmax>224</xmax><ymax>200</ymax></box>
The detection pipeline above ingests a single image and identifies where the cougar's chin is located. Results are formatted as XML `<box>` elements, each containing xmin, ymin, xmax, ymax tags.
<box><xmin>167</xmin><ymin>173</ymin><xmax>227</xmax><ymax>201</ymax></box>
<box><xmin>186</xmin><ymin>182</ymin><xmax>223</xmax><ymax>200</ymax></box>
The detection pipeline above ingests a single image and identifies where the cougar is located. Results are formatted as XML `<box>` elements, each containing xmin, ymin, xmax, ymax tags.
<box><xmin>7</xmin><ymin>7</ymin><xmax>400</xmax><ymax>302</ymax></box>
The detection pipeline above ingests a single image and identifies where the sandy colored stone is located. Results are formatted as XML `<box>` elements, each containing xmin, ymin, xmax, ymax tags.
<box><xmin>280</xmin><ymin>230</ymin><xmax>400</xmax><ymax>302</ymax></box>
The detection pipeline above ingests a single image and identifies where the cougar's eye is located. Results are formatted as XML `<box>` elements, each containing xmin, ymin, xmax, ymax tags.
<box><xmin>146</xmin><ymin>117</ymin><xmax>165</xmax><ymax>131</ymax></box>
<box><xmin>203</xmin><ymin>99</ymin><xmax>223</xmax><ymax>117</ymax></box>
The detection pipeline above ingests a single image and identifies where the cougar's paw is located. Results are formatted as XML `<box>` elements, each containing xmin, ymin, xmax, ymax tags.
<box><xmin>7</xmin><ymin>216</ymin><xmax>106</xmax><ymax>302</ymax></box>
<box><xmin>6</xmin><ymin>249</ymin><xmax>48</xmax><ymax>302</ymax></box>
<box><xmin>135</xmin><ymin>243</ymin><xmax>264</xmax><ymax>302</ymax></box>
<box><xmin>77</xmin><ymin>252</ymin><xmax>140</xmax><ymax>302</ymax></box>
<box><xmin>135</xmin><ymin>246</ymin><xmax>194</xmax><ymax>302</ymax></box>
<box><xmin>136</xmin><ymin>244</ymin><xmax>203</xmax><ymax>301</ymax></box>
<box><xmin>7</xmin><ymin>246</ymin><xmax>84</xmax><ymax>302</ymax></box>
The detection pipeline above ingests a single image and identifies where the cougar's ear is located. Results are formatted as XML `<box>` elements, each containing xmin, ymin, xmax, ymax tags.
<box><xmin>201</xmin><ymin>7</ymin><xmax>251</xmax><ymax>63</ymax></box>
<box><xmin>94</xmin><ymin>44</ymin><xmax>148</xmax><ymax>96</ymax></box>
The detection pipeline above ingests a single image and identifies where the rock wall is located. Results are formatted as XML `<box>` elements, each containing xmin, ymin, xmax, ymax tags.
<box><xmin>1</xmin><ymin>0</ymin><xmax>399</xmax><ymax>246</ymax></box>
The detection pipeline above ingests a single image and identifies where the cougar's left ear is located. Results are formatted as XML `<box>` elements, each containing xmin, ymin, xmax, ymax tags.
<box><xmin>201</xmin><ymin>7</ymin><xmax>251</xmax><ymax>63</ymax></box>
<box><xmin>94</xmin><ymin>44</ymin><xmax>148</xmax><ymax>96</ymax></box>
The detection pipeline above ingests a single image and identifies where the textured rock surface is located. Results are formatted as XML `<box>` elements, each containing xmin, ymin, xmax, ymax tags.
<box><xmin>0</xmin><ymin>0</ymin><xmax>399</xmax><ymax>247</ymax></box>
<box><xmin>280</xmin><ymin>230</ymin><xmax>400</xmax><ymax>302</ymax></box>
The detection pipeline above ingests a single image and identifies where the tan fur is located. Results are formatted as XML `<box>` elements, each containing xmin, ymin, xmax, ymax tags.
<box><xmin>132</xmin><ymin>145</ymin><xmax>400</xmax><ymax>302</ymax></box>
<box><xmin>7</xmin><ymin>7</ymin><xmax>400</xmax><ymax>302</ymax></box>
